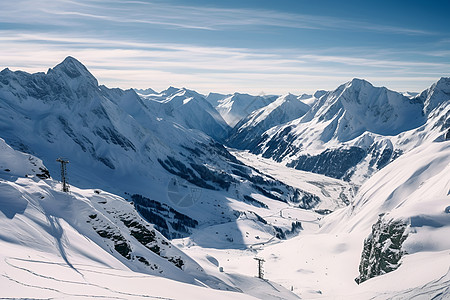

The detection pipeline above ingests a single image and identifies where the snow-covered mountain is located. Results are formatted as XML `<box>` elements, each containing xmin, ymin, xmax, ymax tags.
<box><xmin>402</xmin><ymin>91</ymin><xmax>419</xmax><ymax>98</ymax></box>
<box><xmin>324</xmin><ymin>139</ymin><xmax>450</xmax><ymax>292</ymax></box>
<box><xmin>206</xmin><ymin>92</ymin><xmax>231</xmax><ymax>107</ymax></box>
<box><xmin>301</xmin><ymin>78</ymin><xmax>425</xmax><ymax>140</ymax></box>
<box><xmin>138</xmin><ymin>87</ymin><xmax>231</xmax><ymax>142</ymax></box>
<box><xmin>248</xmin><ymin>78</ymin><xmax>449</xmax><ymax>184</ymax></box>
<box><xmin>416</xmin><ymin>76</ymin><xmax>450</xmax><ymax>115</ymax></box>
<box><xmin>206</xmin><ymin>92</ymin><xmax>278</xmax><ymax>127</ymax></box>
<box><xmin>0</xmin><ymin>57</ymin><xmax>352</xmax><ymax>243</ymax></box>
<box><xmin>134</xmin><ymin>87</ymin><xmax>157</xmax><ymax>95</ymax></box>
<box><xmin>227</xmin><ymin>93</ymin><xmax>311</xmax><ymax>149</ymax></box>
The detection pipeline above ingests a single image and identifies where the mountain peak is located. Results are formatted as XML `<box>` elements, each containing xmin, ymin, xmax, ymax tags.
<box><xmin>348</xmin><ymin>78</ymin><xmax>373</xmax><ymax>89</ymax></box>
<box><xmin>432</xmin><ymin>76</ymin><xmax>450</xmax><ymax>98</ymax></box>
<box><xmin>281</xmin><ymin>93</ymin><xmax>296</xmax><ymax>100</ymax></box>
<box><xmin>61</xmin><ymin>55</ymin><xmax>82</xmax><ymax>65</ymax></box>
<box><xmin>313</xmin><ymin>90</ymin><xmax>327</xmax><ymax>99</ymax></box>
<box><xmin>232</xmin><ymin>92</ymin><xmax>250</xmax><ymax>97</ymax></box>
<box><xmin>49</xmin><ymin>56</ymin><xmax>98</xmax><ymax>86</ymax></box>
<box><xmin>435</xmin><ymin>77</ymin><xmax>450</xmax><ymax>89</ymax></box>
<box><xmin>134</xmin><ymin>87</ymin><xmax>157</xmax><ymax>95</ymax></box>
<box><xmin>419</xmin><ymin>77</ymin><xmax>450</xmax><ymax>114</ymax></box>
<box><xmin>162</xmin><ymin>86</ymin><xmax>180</xmax><ymax>96</ymax></box>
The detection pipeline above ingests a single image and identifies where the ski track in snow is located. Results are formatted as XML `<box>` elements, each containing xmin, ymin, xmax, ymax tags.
<box><xmin>3</xmin><ymin>257</ymin><xmax>175</xmax><ymax>300</ymax></box>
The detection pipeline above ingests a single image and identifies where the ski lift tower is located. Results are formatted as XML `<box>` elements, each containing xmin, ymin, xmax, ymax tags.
<box><xmin>56</xmin><ymin>158</ymin><xmax>70</xmax><ymax>193</ymax></box>
<box><xmin>254</xmin><ymin>257</ymin><xmax>265</xmax><ymax>279</ymax></box>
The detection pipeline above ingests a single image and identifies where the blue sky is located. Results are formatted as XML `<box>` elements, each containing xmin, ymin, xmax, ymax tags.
<box><xmin>1</xmin><ymin>0</ymin><xmax>449</xmax><ymax>94</ymax></box>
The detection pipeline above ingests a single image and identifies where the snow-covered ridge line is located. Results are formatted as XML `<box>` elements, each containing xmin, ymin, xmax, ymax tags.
<box><xmin>240</xmin><ymin>77</ymin><xmax>449</xmax><ymax>185</ymax></box>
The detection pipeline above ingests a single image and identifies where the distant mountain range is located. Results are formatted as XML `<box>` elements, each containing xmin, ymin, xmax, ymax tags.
<box><xmin>233</xmin><ymin>77</ymin><xmax>449</xmax><ymax>184</ymax></box>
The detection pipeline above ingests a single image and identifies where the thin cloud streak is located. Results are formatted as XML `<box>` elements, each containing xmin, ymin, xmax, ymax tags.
<box><xmin>0</xmin><ymin>0</ymin><xmax>436</xmax><ymax>36</ymax></box>
<box><xmin>300</xmin><ymin>54</ymin><xmax>450</xmax><ymax>69</ymax></box>
<box><xmin>1</xmin><ymin>33</ymin><xmax>447</xmax><ymax>72</ymax></box>
<box><xmin>0</xmin><ymin>33</ymin><xmax>446</xmax><ymax>94</ymax></box>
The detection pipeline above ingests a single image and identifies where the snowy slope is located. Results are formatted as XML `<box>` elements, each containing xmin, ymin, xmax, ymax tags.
<box><xmin>0</xmin><ymin>138</ymin><xmax>50</xmax><ymax>181</ymax></box>
<box><xmin>0</xmin><ymin>137</ymin><xmax>303</xmax><ymax>299</ymax></box>
<box><xmin>416</xmin><ymin>76</ymin><xmax>450</xmax><ymax>115</ymax></box>
<box><xmin>250</xmin><ymin>78</ymin><xmax>449</xmax><ymax>184</ymax></box>
<box><xmin>197</xmin><ymin>138</ymin><xmax>449</xmax><ymax>299</ymax></box>
<box><xmin>303</xmin><ymin>90</ymin><xmax>327</xmax><ymax>106</ymax></box>
<box><xmin>0</xmin><ymin>137</ymin><xmax>222</xmax><ymax>285</ymax></box>
<box><xmin>320</xmin><ymin>139</ymin><xmax>450</xmax><ymax>297</ymax></box>
<box><xmin>206</xmin><ymin>92</ymin><xmax>231</xmax><ymax>107</ymax></box>
<box><xmin>139</xmin><ymin>87</ymin><xmax>231</xmax><ymax>142</ymax></box>
<box><xmin>210</xmin><ymin>92</ymin><xmax>278</xmax><ymax>127</ymax></box>
<box><xmin>228</xmin><ymin>94</ymin><xmax>311</xmax><ymax>149</ymax></box>
<box><xmin>323</xmin><ymin>141</ymin><xmax>450</xmax><ymax>240</ymax></box>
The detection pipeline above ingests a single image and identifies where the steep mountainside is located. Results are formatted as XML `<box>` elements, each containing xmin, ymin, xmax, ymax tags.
<box><xmin>206</xmin><ymin>92</ymin><xmax>231</xmax><ymax>107</ymax></box>
<box><xmin>228</xmin><ymin>93</ymin><xmax>311</xmax><ymax>149</ymax></box>
<box><xmin>324</xmin><ymin>140</ymin><xmax>450</xmax><ymax>287</ymax></box>
<box><xmin>138</xmin><ymin>87</ymin><xmax>230</xmax><ymax>142</ymax></box>
<box><xmin>246</xmin><ymin>138</ymin><xmax>450</xmax><ymax>299</ymax></box>
<box><xmin>207</xmin><ymin>92</ymin><xmax>277</xmax><ymax>127</ymax></box>
<box><xmin>416</xmin><ymin>76</ymin><xmax>450</xmax><ymax>115</ymax></box>
<box><xmin>249</xmin><ymin>78</ymin><xmax>449</xmax><ymax>184</ymax></box>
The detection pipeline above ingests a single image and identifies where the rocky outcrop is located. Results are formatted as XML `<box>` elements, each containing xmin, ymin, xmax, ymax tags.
<box><xmin>355</xmin><ymin>216</ymin><xmax>408</xmax><ymax>284</ymax></box>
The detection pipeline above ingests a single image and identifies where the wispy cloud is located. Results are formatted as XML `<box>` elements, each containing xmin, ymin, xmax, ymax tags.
<box><xmin>0</xmin><ymin>0</ymin><xmax>436</xmax><ymax>35</ymax></box>
<box><xmin>299</xmin><ymin>54</ymin><xmax>450</xmax><ymax>70</ymax></box>
<box><xmin>0</xmin><ymin>32</ymin><xmax>446</xmax><ymax>94</ymax></box>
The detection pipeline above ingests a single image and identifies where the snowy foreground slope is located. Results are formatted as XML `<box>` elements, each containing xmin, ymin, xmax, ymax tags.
<box><xmin>1</xmin><ymin>135</ymin><xmax>447</xmax><ymax>299</ymax></box>
<box><xmin>0</xmin><ymin>138</ymin><xmax>298</xmax><ymax>299</ymax></box>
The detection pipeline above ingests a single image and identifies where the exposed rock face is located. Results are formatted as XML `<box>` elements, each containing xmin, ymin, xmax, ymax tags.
<box><xmin>287</xmin><ymin>146</ymin><xmax>366</xmax><ymax>180</ymax></box>
<box><xmin>86</xmin><ymin>204</ymin><xmax>187</xmax><ymax>270</ymax></box>
<box><xmin>131</xmin><ymin>194</ymin><xmax>198</xmax><ymax>239</ymax></box>
<box><xmin>355</xmin><ymin>217</ymin><xmax>408</xmax><ymax>284</ymax></box>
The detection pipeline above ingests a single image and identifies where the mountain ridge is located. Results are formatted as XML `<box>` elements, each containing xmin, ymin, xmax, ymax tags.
<box><xmin>241</xmin><ymin>77</ymin><xmax>448</xmax><ymax>184</ymax></box>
